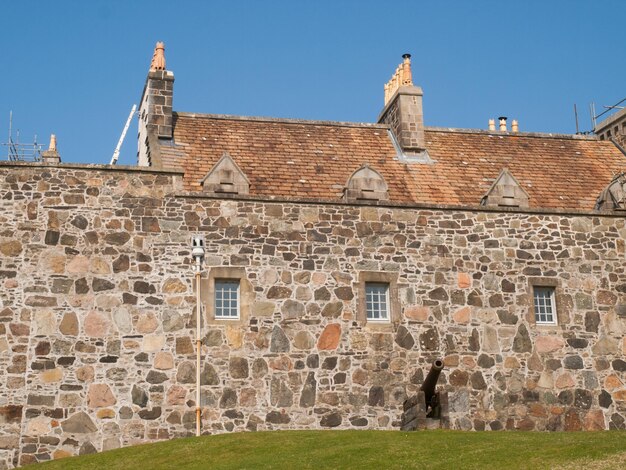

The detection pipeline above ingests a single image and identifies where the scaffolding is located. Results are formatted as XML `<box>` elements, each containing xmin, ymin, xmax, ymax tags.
<box><xmin>1</xmin><ymin>111</ymin><xmax>43</xmax><ymax>162</ymax></box>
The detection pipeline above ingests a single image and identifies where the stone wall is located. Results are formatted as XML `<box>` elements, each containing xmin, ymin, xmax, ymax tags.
<box><xmin>1</xmin><ymin>162</ymin><xmax>626</xmax><ymax>468</ymax></box>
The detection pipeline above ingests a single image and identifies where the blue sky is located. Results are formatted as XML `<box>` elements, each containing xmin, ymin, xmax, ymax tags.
<box><xmin>1</xmin><ymin>0</ymin><xmax>624</xmax><ymax>165</ymax></box>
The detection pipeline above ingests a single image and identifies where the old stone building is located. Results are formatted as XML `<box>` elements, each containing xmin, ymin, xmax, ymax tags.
<box><xmin>595</xmin><ymin>105</ymin><xmax>626</xmax><ymax>149</ymax></box>
<box><xmin>1</xmin><ymin>43</ymin><xmax>626</xmax><ymax>467</ymax></box>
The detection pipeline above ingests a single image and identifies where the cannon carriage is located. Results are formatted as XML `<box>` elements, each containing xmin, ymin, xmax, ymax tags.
<box><xmin>401</xmin><ymin>359</ymin><xmax>450</xmax><ymax>430</ymax></box>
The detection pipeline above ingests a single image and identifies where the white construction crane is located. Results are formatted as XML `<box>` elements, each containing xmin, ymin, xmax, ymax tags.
<box><xmin>110</xmin><ymin>104</ymin><xmax>137</xmax><ymax>165</ymax></box>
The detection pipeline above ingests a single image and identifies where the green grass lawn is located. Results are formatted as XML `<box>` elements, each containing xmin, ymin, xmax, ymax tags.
<box><xmin>33</xmin><ymin>430</ymin><xmax>626</xmax><ymax>470</ymax></box>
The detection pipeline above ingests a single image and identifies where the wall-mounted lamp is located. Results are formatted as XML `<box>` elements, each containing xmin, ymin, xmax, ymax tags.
<box><xmin>191</xmin><ymin>236</ymin><xmax>205</xmax><ymax>269</ymax></box>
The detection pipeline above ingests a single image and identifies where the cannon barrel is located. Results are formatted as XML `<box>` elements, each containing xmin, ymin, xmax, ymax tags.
<box><xmin>420</xmin><ymin>359</ymin><xmax>444</xmax><ymax>407</ymax></box>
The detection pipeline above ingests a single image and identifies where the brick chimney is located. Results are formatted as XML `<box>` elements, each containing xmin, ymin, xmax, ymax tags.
<box><xmin>378</xmin><ymin>54</ymin><xmax>425</xmax><ymax>153</ymax></box>
<box><xmin>137</xmin><ymin>42</ymin><xmax>174</xmax><ymax>167</ymax></box>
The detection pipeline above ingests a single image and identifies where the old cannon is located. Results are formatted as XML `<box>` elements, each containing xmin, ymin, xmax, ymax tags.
<box><xmin>421</xmin><ymin>358</ymin><xmax>444</xmax><ymax>418</ymax></box>
<box><xmin>401</xmin><ymin>359</ymin><xmax>449</xmax><ymax>430</ymax></box>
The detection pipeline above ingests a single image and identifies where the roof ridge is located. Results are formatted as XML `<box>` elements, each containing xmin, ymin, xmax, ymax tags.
<box><xmin>424</xmin><ymin>126</ymin><xmax>599</xmax><ymax>141</ymax></box>
<box><xmin>173</xmin><ymin>112</ymin><xmax>390</xmax><ymax>129</ymax></box>
<box><xmin>173</xmin><ymin>112</ymin><xmax>602</xmax><ymax>140</ymax></box>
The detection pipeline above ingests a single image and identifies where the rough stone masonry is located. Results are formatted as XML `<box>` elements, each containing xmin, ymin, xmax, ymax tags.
<box><xmin>1</xmin><ymin>162</ymin><xmax>626</xmax><ymax>468</ymax></box>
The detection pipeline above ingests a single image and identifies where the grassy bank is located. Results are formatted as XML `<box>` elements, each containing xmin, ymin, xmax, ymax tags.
<box><xmin>33</xmin><ymin>430</ymin><xmax>626</xmax><ymax>470</ymax></box>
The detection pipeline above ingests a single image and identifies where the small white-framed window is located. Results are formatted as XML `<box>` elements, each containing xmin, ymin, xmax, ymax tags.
<box><xmin>215</xmin><ymin>279</ymin><xmax>240</xmax><ymax>319</ymax></box>
<box><xmin>365</xmin><ymin>282</ymin><xmax>390</xmax><ymax>322</ymax></box>
<box><xmin>533</xmin><ymin>286</ymin><xmax>557</xmax><ymax>325</ymax></box>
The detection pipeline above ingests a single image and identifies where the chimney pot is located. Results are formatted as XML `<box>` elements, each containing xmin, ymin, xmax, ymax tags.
<box><xmin>498</xmin><ymin>116</ymin><xmax>508</xmax><ymax>132</ymax></box>
<box><xmin>150</xmin><ymin>41</ymin><xmax>166</xmax><ymax>71</ymax></box>
<box><xmin>488</xmin><ymin>119</ymin><xmax>496</xmax><ymax>131</ymax></box>
<box><xmin>511</xmin><ymin>119</ymin><xmax>519</xmax><ymax>133</ymax></box>
<box><xmin>48</xmin><ymin>134</ymin><xmax>57</xmax><ymax>152</ymax></box>
<box><xmin>401</xmin><ymin>54</ymin><xmax>413</xmax><ymax>86</ymax></box>
<box><xmin>384</xmin><ymin>54</ymin><xmax>414</xmax><ymax>105</ymax></box>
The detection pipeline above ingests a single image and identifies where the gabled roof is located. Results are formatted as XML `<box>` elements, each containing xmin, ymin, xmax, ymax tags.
<box><xmin>481</xmin><ymin>168</ymin><xmax>529</xmax><ymax>208</ymax></box>
<box><xmin>199</xmin><ymin>151</ymin><xmax>250</xmax><ymax>185</ymax></box>
<box><xmin>158</xmin><ymin>112</ymin><xmax>626</xmax><ymax>211</ymax></box>
<box><xmin>423</xmin><ymin>128</ymin><xmax>625</xmax><ymax>210</ymax></box>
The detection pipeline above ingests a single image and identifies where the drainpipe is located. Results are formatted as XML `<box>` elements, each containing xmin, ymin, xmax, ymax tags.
<box><xmin>191</xmin><ymin>236</ymin><xmax>205</xmax><ymax>437</ymax></box>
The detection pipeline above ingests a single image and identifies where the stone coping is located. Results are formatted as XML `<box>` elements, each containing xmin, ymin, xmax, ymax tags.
<box><xmin>174</xmin><ymin>191</ymin><xmax>625</xmax><ymax>218</ymax></box>
<box><xmin>425</xmin><ymin>126</ymin><xmax>598</xmax><ymax>140</ymax></box>
<box><xmin>0</xmin><ymin>160</ymin><xmax>184</xmax><ymax>175</ymax></box>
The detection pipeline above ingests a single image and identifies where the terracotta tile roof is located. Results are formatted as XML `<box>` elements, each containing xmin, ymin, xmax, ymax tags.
<box><xmin>423</xmin><ymin>129</ymin><xmax>626</xmax><ymax>210</ymax></box>
<box><xmin>163</xmin><ymin>112</ymin><xmax>626</xmax><ymax>211</ymax></box>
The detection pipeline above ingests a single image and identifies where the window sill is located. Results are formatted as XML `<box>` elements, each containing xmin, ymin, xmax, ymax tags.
<box><xmin>361</xmin><ymin>320</ymin><xmax>396</xmax><ymax>331</ymax></box>
<box><xmin>206</xmin><ymin>316</ymin><xmax>246</xmax><ymax>326</ymax></box>
<box><xmin>534</xmin><ymin>323</ymin><xmax>561</xmax><ymax>331</ymax></box>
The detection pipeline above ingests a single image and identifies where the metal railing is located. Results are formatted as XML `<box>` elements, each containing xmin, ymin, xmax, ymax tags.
<box><xmin>1</xmin><ymin>139</ymin><xmax>43</xmax><ymax>162</ymax></box>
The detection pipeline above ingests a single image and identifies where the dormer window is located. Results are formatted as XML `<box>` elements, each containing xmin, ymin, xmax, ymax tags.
<box><xmin>481</xmin><ymin>168</ymin><xmax>529</xmax><ymax>208</ymax></box>
<box><xmin>595</xmin><ymin>172</ymin><xmax>626</xmax><ymax>211</ymax></box>
<box><xmin>216</xmin><ymin>169</ymin><xmax>236</xmax><ymax>193</ymax></box>
<box><xmin>344</xmin><ymin>164</ymin><xmax>389</xmax><ymax>202</ymax></box>
<box><xmin>220</xmin><ymin>169</ymin><xmax>234</xmax><ymax>184</ymax></box>
<box><xmin>201</xmin><ymin>152</ymin><xmax>249</xmax><ymax>195</ymax></box>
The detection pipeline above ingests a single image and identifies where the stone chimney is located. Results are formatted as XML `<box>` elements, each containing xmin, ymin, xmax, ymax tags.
<box><xmin>41</xmin><ymin>134</ymin><xmax>61</xmax><ymax>164</ymax></box>
<box><xmin>378</xmin><ymin>54</ymin><xmax>425</xmax><ymax>153</ymax></box>
<box><xmin>137</xmin><ymin>41</ymin><xmax>174</xmax><ymax>166</ymax></box>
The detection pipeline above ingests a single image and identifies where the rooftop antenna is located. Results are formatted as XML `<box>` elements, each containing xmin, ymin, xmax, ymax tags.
<box><xmin>590</xmin><ymin>102</ymin><xmax>597</xmax><ymax>130</ymax></box>
<box><xmin>7</xmin><ymin>111</ymin><xmax>11</xmax><ymax>156</ymax></box>
<box><xmin>594</xmin><ymin>97</ymin><xmax>626</xmax><ymax>123</ymax></box>
<box><xmin>110</xmin><ymin>104</ymin><xmax>137</xmax><ymax>165</ymax></box>
<box><xmin>586</xmin><ymin>97</ymin><xmax>626</xmax><ymax>137</ymax></box>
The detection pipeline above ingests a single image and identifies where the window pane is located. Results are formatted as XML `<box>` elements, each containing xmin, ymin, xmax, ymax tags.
<box><xmin>365</xmin><ymin>282</ymin><xmax>389</xmax><ymax>321</ymax></box>
<box><xmin>534</xmin><ymin>286</ymin><xmax>556</xmax><ymax>324</ymax></box>
<box><xmin>215</xmin><ymin>279</ymin><xmax>240</xmax><ymax>319</ymax></box>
